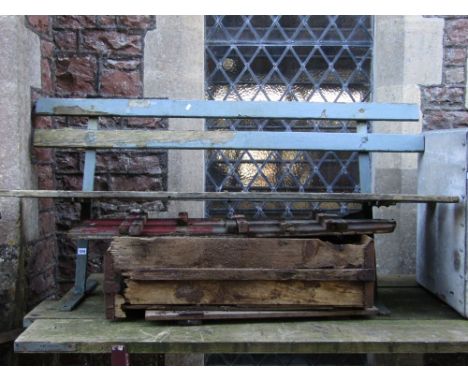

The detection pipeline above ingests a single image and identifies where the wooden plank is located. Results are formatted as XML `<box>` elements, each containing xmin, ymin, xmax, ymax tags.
<box><xmin>16</xmin><ymin>274</ymin><xmax>468</xmax><ymax>354</ymax></box>
<box><xmin>35</xmin><ymin>98</ymin><xmax>421</xmax><ymax>121</ymax></box>
<box><xmin>145</xmin><ymin>308</ymin><xmax>378</xmax><ymax>321</ymax></box>
<box><xmin>0</xmin><ymin>189</ymin><xmax>459</xmax><ymax>203</ymax></box>
<box><xmin>15</xmin><ymin>317</ymin><xmax>468</xmax><ymax>354</ymax></box>
<box><xmin>108</xmin><ymin>236</ymin><xmax>371</xmax><ymax>271</ymax></box>
<box><xmin>21</xmin><ymin>274</ymin><xmax>462</xmax><ymax>323</ymax></box>
<box><xmin>125</xmin><ymin>268</ymin><xmax>375</xmax><ymax>281</ymax></box>
<box><xmin>122</xmin><ymin>280</ymin><xmax>365</xmax><ymax>306</ymax></box>
<box><xmin>33</xmin><ymin>129</ymin><xmax>425</xmax><ymax>152</ymax></box>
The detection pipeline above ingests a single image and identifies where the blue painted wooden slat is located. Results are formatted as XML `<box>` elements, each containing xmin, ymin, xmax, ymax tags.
<box><xmin>35</xmin><ymin>98</ymin><xmax>420</xmax><ymax>121</ymax></box>
<box><xmin>33</xmin><ymin>129</ymin><xmax>425</xmax><ymax>152</ymax></box>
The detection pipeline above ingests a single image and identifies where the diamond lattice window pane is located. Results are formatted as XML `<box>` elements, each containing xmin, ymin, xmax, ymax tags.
<box><xmin>205</xmin><ymin>15</ymin><xmax>373</xmax><ymax>218</ymax></box>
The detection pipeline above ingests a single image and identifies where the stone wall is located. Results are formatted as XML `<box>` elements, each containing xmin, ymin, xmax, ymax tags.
<box><xmin>421</xmin><ymin>16</ymin><xmax>468</xmax><ymax>130</ymax></box>
<box><xmin>0</xmin><ymin>16</ymin><xmax>41</xmax><ymax>333</ymax></box>
<box><xmin>372</xmin><ymin>16</ymin><xmax>444</xmax><ymax>275</ymax></box>
<box><xmin>25</xmin><ymin>16</ymin><xmax>167</xmax><ymax>294</ymax></box>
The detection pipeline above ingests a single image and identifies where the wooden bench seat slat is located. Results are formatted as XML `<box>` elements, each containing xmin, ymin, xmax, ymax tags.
<box><xmin>0</xmin><ymin>190</ymin><xmax>459</xmax><ymax>203</ymax></box>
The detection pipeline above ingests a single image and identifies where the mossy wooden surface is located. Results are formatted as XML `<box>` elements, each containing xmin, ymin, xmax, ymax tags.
<box><xmin>16</xmin><ymin>274</ymin><xmax>468</xmax><ymax>354</ymax></box>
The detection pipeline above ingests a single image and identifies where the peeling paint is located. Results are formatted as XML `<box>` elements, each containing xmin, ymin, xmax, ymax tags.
<box><xmin>52</xmin><ymin>106</ymin><xmax>109</xmax><ymax>116</ymax></box>
<box><xmin>85</xmin><ymin>132</ymin><xmax>96</xmax><ymax>145</ymax></box>
<box><xmin>128</xmin><ymin>100</ymin><xmax>151</xmax><ymax>108</ymax></box>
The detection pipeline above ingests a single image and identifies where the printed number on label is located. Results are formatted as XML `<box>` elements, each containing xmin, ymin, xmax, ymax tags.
<box><xmin>77</xmin><ymin>248</ymin><xmax>87</xmax><ymax>256</ymax></box>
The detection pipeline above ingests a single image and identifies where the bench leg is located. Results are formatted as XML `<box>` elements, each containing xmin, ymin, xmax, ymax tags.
<box><xmin>111</xmin><ymin>345</ymin><xmax>130</xmax><ymax>366</ymax></box>
<box><xmin>60</xmin><ymin>239</ymin><xmax>97</xmax><ymax>311</ymax></box>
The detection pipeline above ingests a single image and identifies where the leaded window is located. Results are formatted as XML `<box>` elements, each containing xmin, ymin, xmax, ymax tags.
<box><xmin>205</xmin><ymin>15</ymin><xmax>373</xmax><ymax>219</ymax></box>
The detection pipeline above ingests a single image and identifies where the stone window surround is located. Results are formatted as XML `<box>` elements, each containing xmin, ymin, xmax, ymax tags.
<box><xmin>144</xmin><ymin>15</ymin><xmax>448</xmax><ymax>275</ymax></box>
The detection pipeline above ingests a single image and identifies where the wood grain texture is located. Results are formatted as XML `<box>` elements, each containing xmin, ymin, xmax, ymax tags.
<box><xmin>108</xmin><ymin>236</ymin><xmax>371</xmax><ymax>271</ymax></box>
<box><xmin>32</xmin><ymin>128</ymin><xmax>424</xmax><ymax>152</ymax></box>
<box><xmin>145</xmin><ymin>308</ymin><xmax>378</xmax><ymax>321</ymax></box>
<box><xmin>107</xmin><ymin>236</ymin><xmax>375</xmax><ymax>318</ymax></box>
<box><xmin>19</xmin><ymin>274</ymin><xmax>468</xmax><ymax>355</ymax></box>
<box><xmin>123</xmin><ymin>280</ymin><xmax>365</xmax><ymax>307</ymax></box>
<box><xmin>125</xmin><ymin>268</ymin><xmax>375</xmax><ymax>281</ymax></box>
<box><xmin>0</xmin><ymin>189</ymin><xmax>459</xmax><ymax>203</ymax></box>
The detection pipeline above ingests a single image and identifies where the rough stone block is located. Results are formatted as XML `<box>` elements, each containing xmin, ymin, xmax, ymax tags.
<box><xmin>100</xmin><ymin>68</ymin><xmax>141</xmax><ymax>96</ymax></box>
<box><xmin>445</xmin><ymin>66</ymin><xmax>465</xmax><ymax>84</ymax></box>
<box><xmin>126</xmin><ymin>117</ymin><xmax>167</xmax><ymax>129</ymax></box>
<box><xmin>98</xmin><ymin>116</ymin><xmax>124</xmax><ymax>129</ymax></box>
<box><xmin>33</xmin><ymin>116</ymin><xmax>53</xmax><ymax>130</ymax></box>
<box><xmin>38</xmin><ymin>211</ymin><xmax>57</xmax><ymax>237</ymax></box>
<box><xmin>54</xmin><ymin>16</ymin><xmax>97</xmax><ymax>29</ymax></box>
<box><xmin>423</xmin><ymin>110</ymin><xmax>468</xmax><ymax>130</ymax></box>
<box><xmin>56</xmin><ymin>174</ymin><xmax>82</xmax><ymax>190</ymax></box>
<box><xmin>93</xmin><ymin>200</ymin><xmax>165</xmax><ymax>217</ymax></box>
<box><xmin>54</xmin><ymin>31</ymin><xmax>77</xmax><ymax>51</ymax></box>
<box><xmin>55</xmin><ymin>151</ymin><xmax>81</xmax><ymax>172</ymax></box>
<box><xmin>81</xmin><ymin>31</ymin><xmax>142</xmax><ymax>55</ymax></box>
<box><xmin>27</xmin><ymin>237</ymin><xmax>57</xmax><ymax>276</ymax></box>
<box><xmin>117</xmin><ymin>16</ymin><xmax>156</xmax><ymax>30</ymax></box>
<box><xmin>97</xmin><ymin>16</ymin><xmax>117</xmax><ymax>28</ymax></box>
<box><xmin>54</xmin><ymin>201</ymin><xmax>81</xmax><ymax>229</ymax></box>
<box><xmin>41</xmin><ymin>58</ymin><xmax>53</xmax><ymax>93</ymax></box>
<box><xmin>38</xmin><ymin>198</ymin><xmax>55</xmax><ymax>211</ymax></box>
<box><xmin>444</xmin><ymin>47</ymin><xmax>467</xmax><ymax>66</ymax></box>
<box><xmin>95</xmin><ymin>152</ymin><xmax>163</xmax><ymax>174</ymax></box>
<box><xmin>103</xmin><ymin>58</ymin><xmax>140</xmax><ymax>71</ymax></box>
<box><xmin>36</xmin><ymin>164</ymin><xmax>55</xmax><ymax>189</ymax></box>
<box><xmin>421</xmin><ymin>86</ymin><xmax>465</xmax><ymax>108</ymax></box>
<box><xmin>60</xmin><ymin>116</ymin><xmax>89</xmax><ymax>128</ymax></box>
<box><xmin>0</xmin><ymin>244</ymin><xmax>20</xmax><ymax>331</ymax></box>
<box><xmin>55</xmin><ymin>55</ymin><xmax>97</xmax><ymax>96</ymax></box>
<box><xmin>40</xmin><ymin>40</ymin><xmax>55</xmax><ymax>57</ymax></box>
<box><xmin>110</xmin><ymin>175</ymin><xmax>163</xmax><ymax>191</ymax></box>
<box><xmin>32</xmin><ymin>148</ymin><xmax>53</xmax><ymax>164</ymax></box>
<box><xmin>27</xmin><ymin>16</ymin><xmax>50</xmax><ymax>35</ymax></box>
<box><xmin>28</xmin><ymin>266</ymin><xmax>56</xmax><ymax>305</ymax></box>
<box><xmin>445</xmin><ymin>18</ymin><xmax>468</xmax><ymax>46</ymax></box>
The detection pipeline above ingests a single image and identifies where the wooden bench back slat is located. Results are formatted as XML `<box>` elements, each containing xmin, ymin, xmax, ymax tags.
<box><xmin>33</xmin><ymin>129</ymin><xmax>425</xmax><ymax>152</ymax></box>
<box><xmin>35</xmin><ymin>98</ymin><xmax>420</xmax><ymax>122</ymax></box>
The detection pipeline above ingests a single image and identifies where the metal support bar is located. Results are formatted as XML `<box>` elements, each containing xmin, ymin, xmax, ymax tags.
<box><xmin>60</xmin><ymin>118</ymin><xmax>98</xmax><ymax>311</ymax></box>
<box><xmin>357</xmin><ymin>122</ymin><xmax>372</xmax><ymax>193</ymax></box>
<box><xmin>357</xmin><ymin>122</ymin><xmax>373</xmax><ymax>218</ymax></box>
<box><xmin>67</xmin><ymin>215</ymin><xmax>396</xmax><ymax>239</ymax></box>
